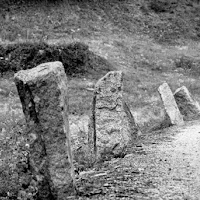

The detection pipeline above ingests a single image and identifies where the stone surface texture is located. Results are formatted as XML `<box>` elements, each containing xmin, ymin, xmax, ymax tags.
<box><xmin>14</xmin><ymin>61</ymin><xmax>74</xmax><ymax>199</ymax></box>
<box><xmin>88</xmin><ymin>71</ymin><xmax>141</xmax><ymax>160</ymax></box>
<box><xmin>158</xmin><ymin>82</ymin><xmax>184</xmax><ymax>126</ymax></box>
<box><xmin>174</xmin><ymin>86</ymin><xmax>200</xmax><ymax>120</ymax></box>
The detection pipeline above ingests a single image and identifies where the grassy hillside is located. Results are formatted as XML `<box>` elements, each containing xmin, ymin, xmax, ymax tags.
<box><xmin>1</xmin><ymin>0</ymin><xmax>200</xmax><ymax>43</ymax></box>
<box><xmin>1</xmin><ymin>0</ymin><xmax>200</xmax><ymax>128</ymax></box>
<box><xmin>1</xmin><ymin>1</ymin><xmax>200</xmax><ymax>126</ymax></box>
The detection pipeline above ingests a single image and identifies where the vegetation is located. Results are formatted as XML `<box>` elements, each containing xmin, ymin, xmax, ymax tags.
<box><xmin>1</xmin><ymin>0</ymin><xmax>200</xmax><ymax>44</ymax></box>
<box><xmin>0</xmin><ymin>42</ymin><xmax>113</xmax><ymax>77</ymax></box>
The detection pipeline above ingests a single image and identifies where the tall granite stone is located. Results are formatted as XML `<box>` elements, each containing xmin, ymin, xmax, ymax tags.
<box><xmin>174</xmin><ymin>86</ymin><xmax>200</xmax><ymax>120</ymax></box>
<box><xmin>14</xmin><ymin>61</ymin><xmax>74</xmax><ymax>199</ymax></box>
<box><xmin>88</xmin><ymin>71</ymin><xmax>141</xmax><ymax>161</ymax></box>
<box><xmin>158</xmin><ymin>82</ymin><xmax>184</xmax><ymax>126</ymax></box>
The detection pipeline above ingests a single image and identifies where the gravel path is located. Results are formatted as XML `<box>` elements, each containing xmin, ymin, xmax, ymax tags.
<box><xmin>73</xmin><ymin>120</ymin><xmax>200</xmax><ymax>200</ymax></box>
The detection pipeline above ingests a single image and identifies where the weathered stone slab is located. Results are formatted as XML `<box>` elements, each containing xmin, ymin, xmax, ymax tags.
<box><xmin>14</xmin><ymin>61</ymin><xmax>74</xmax><ymax>199</ymax></box>
<box><xmin>88</xmin><ymin>71</ymin><xmax>141</xmax><ymax>160</ymax></box>
<box><xmin>158</xmin><ymin>82</ymin><xmax>184</xmax><ymax>126</ymax></box>
<box><xmin>174</xmin><ymin>86</ymin><xmax>200</xmax><ymax>120</ymax></box>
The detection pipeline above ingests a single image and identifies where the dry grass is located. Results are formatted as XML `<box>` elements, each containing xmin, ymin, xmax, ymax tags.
<box><xmin>0</xmin><ymin>89</ymin><xmax>26</xmax><ymax>198</ymax></box>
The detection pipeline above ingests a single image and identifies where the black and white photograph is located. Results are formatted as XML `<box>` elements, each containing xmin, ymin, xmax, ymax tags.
<box><xmin>1</xmin><ymin>0</ymin><xmax>200</xmax><ymax>199</ymax></box>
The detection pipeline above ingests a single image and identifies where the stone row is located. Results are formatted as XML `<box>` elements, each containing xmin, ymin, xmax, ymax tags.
<box><xmin>14</xmin><ymin>62</ymin><xmax>142</xmax><ymax>199</ymax></box>
<box><xmin>158</xmin><ymin>82</ymin><xmax>200</xmax><ymax>126</ymax></box>
<box><xmin>14</xmin><ymin>61</ymin><xmax>200</xmax><ymax>199</ymax></box>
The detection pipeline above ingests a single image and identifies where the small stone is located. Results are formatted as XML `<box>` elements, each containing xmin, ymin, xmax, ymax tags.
<box><xmin>174</xmin><ymin>86</ymin><xmax>200</xmax><ymax>121</ymax></box>
<box><xmin>158</xmin><ymin>82</ymin><xmax>184</xmax><ymax>126</ymax></box>
<box><xmin>38</xmin><ymin>50</ymin><xmax>45</xmax><ymax>55</ymax></box>
<box><xmin>0</xmin><ymin>88</ymin><xmax>8</xmax><ymax>96</ymax></box>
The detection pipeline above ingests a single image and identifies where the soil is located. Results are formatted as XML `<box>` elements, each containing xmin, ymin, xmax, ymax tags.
<box><xmin>72</xmin><ymin>120</ymin><xmax>200</xmax><ymax>200</ymax></box>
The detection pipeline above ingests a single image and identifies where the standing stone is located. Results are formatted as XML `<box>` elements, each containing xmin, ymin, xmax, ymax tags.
<box><xmin>158</xmin><ymin>82</ymin><xmax>184</xmax><ymax>126</ymax></box>
<box><xmin>174</xmin><ymin>86</ymin><xmax>200</xmax><ymax>120</ymax></box>
<box><xmin>88</xmin><ymin>71</ymin><xmax>141</xmax><ymax>161</ymax></box>
<box><xmin>14</xmin><ymin>61</ymin><xmax>74</xmax><ymax>199</ymax></box>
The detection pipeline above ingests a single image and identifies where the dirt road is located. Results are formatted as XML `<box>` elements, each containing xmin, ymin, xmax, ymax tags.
<box><xmin>74</xmin><ymin>120</ymin><xmax>200</xmax><ymax>200</ymax></box>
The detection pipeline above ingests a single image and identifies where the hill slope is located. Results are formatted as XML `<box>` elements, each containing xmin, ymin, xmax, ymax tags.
<box><xmin>1</xmin><ymin>0</ymin><xmax>200</xmax><ymax>44</ymax></box>
<box><xmin>1</xmin><ymin>0</ymin><xmax>200</xmax><ymax>128</ymax></box>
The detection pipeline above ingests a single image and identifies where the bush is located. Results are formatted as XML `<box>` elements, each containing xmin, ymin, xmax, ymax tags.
<box><xmin>174</xmin><ymin>55</ymin><xmax>194</xmax><ymax>70</ymax></box>
<box><xmin>0</xmin><ymin>41</ymin><xmax>113</xmax><ymax>77</ymax></box>
<box><xmin>149</xmin><ymin>0</ymin><xmax>178</xmax><ymax>13</ymax></box>
<box><xmin>174</xmin><ymin>55</ymin><xmax>200</xmax><ymax>76</ymax></box>
<box><xmin>59</xmin><ymin>42</ymin><xmax>90</xmax><ymax>76</ymax></box>
<box><xmin>5</xmin><ymin>42</ymin><xmax>52</xmax><ymax>72</ymax></box>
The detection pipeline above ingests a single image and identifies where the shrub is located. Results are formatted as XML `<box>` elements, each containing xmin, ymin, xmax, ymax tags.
<box><xmin>0</xmin><ymin>41</ymin><xmax>113</xmax><ymax>77</ymax></box>
<box><xmin>174</xmin><ymin>55</ymin><xmax>200</xmax><ymax>76</ymax></box>
<box><xmin>174</xmin><ymin>55</ymin><xmax>193</xmax><ymax>70</ymax></box>
<box><xmin>59</xmin><ymin>42</ymin><xmax>90</xmax><ymax>76</ymax></box>
<box><xmin>149</xmin><ymin>0</ymin><xmax>178</xmax><ymax>13</ymax></box>
<box><xmin>5</xmin><ymin>42</ymin><xmax>58</xmax><ymax>72</ymax></box>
